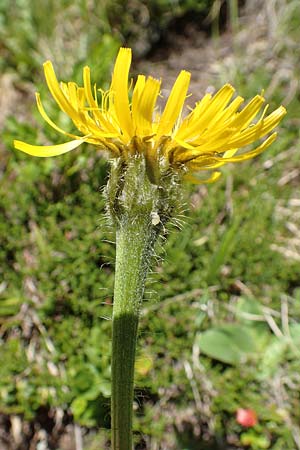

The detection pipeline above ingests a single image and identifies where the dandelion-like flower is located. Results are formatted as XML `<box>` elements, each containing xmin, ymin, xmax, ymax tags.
<box><xmin>14</xmin><ymin>47</ymin><xmax>286</xmax><ymax>184</ymax></box>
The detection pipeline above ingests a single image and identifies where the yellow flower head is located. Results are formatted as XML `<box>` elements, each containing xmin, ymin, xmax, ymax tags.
<box><xmin>14</xmin><ymin>47</ymin><xmax>286</xmax><ymax>183</ymax></box>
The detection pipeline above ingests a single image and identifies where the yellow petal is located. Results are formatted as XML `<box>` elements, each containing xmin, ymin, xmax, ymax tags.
<box><xmin>220</xmin><ymin>132</ymin><xmax>278</xmax><ymax>163</ymax></box>
<box><xmin>175</xmin><ymin>84</ymin><xmax>235</xmax><ymax>142</ymax></box>
<box><xmin>184</xmin><ymin>171</ymin><xmax>221</xmax><ymax>184</ymax></box>
<box><xmin>67</xmin><ymin>82</ymin><xmax>79</xmax><ymax>110</ymax></box>
<box><xmin>43</xmin><ymin>61</ymin><xmax>78</xmax><ymax>122</ymax></box>
<box><xmin>191</xmin><ymin>96</ymin><xmax>244</xmax><ymax>143</ymax></box>
<box><xmin>196</xmin><ymin>86</ymin><xmax>237</xmax><ymax>133</ymax></box>
<box><xmin>223</xmin><ymin>148</ymin><xmax>238</xmax><ymax>158</ymax></box>
<box><xmin>157</xmin><ymin>70</ymin><xmax>191</xmax><ymax>137</ymax></box>
<box><xmin>226</xmin><ymin>106</ymin><xmax>286</xmax><ymax>148</ymax></box>
<box><xmin>132</xmin><ymin>75</ymin><xmax>146</xmax><ymax>132</ymax></box>
<box><xmin>191</xmin><ymin>84</ymin><xmax>235</xmax><ymax>137</ymax></box>
<box><xmin>35</xmin><ymin>93</ymin><xmax>80</xmax><ymax>139</ymax></box>
<box><xmin>176</xmin><ymin>93</ymin><xmax>212</xmax><ymax>140</ymax></box>
<box><xmin>83</xmin><ymin>66</ymin><xmax>117</xmax><ymax>133</ymax></box>
<box><xmin>229</xmin><ymin>95</ymin><xmax>265</xmax><ymax>130</ymax></box>
<box><xmin>133</xmin><ymin>76</ymin><xmax>161</xmax><ymax>136</ymax></box>
<box><xmin>14</xmin><ymin>138</ymin><xmax>86</xmax><ymax>157</ymax></box>
<box><xmin>110</xmin><ymin>48</ymin><xmax>133</xmax><ymax>139</ymax></box>
<box><xmin>77</xmin><ymin>87</ymin><xmax>86</xmax><ymax>110</ymax></box>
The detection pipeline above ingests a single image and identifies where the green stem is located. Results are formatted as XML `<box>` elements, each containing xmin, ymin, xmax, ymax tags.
<box><xmin>111</xmin><ymin>217</ymin><xmax>156</xmax><ymax>450</ymax></box>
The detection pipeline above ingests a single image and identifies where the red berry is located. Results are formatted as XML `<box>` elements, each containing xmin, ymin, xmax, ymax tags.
<box><xmin>236</xmin><ymin>408</ymin><xmax>258</xmax><ymax>427</ymax></box>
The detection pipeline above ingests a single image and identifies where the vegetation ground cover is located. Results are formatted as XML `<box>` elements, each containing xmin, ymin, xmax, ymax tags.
<box><xmin>0</xmin><ymin>1</ymin><xmax>300</xmax><ymax>449</ymax></box>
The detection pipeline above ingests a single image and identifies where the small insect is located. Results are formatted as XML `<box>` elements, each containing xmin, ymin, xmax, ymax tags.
<box><xmin>151</xmin><ymin>211</ymin><xmax>161</xmax><ymax>226</ymax></box>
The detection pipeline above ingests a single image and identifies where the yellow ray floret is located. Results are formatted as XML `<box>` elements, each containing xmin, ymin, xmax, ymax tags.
<box><xmin>14</xmin><ymin>138</ymin><xmax>87</xmax><ymax>157</ymax></box>
<box><xmin>14</xmin><ymin>47</ymin><xmax>286</xmax><ymax>183</ymax></box>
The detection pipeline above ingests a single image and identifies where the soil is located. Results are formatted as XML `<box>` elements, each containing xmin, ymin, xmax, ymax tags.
<box><xmin>134</xmin><ymin>26</ymin><xmax>234</xmax><ymax>106</ymax></box>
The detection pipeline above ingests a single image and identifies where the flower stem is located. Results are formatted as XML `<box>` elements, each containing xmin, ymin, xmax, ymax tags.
<box><xmin>111</xmin><ymin>216</ymin><xmax>156</xmax><ymax>450</ymax></box>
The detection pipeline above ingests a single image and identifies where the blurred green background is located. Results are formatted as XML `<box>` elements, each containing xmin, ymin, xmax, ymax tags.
<box><xmin>1</xmin><ymin>0</ymin><xmax>300</xmax><ymax>449</ymax></box>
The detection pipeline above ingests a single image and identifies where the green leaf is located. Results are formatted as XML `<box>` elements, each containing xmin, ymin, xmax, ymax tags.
<box><xmin>258</xmin><ymin>338</ymin><xmax>288</xmax><ymax>379</ymax></box>
<box><xmin>207</xmin><ymin>217</ymin><xmax>241</xmax><ymax>283</ymax></box>
<box><xmin>71</xmin><ymin>397</ymin><xmax>88</xmax><ymax>420</ymax></box>
<box><xmin>0</xmin><ymin>297</ymin><xmax>23</xmax><ymax>316</ymax></box>
<box><xmin>197</xmin><ymin>324</ymin><xmax>256</xmax><ymax>365</ymax></box>
<box><xmin>241</xmin><ymin>431</ymin><xmax>270</xmax><ymax>448</ymax></box>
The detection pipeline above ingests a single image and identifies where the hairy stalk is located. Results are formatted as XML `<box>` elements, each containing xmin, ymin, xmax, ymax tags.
<box><xmin>111</xmin><ymin>217</ymin><xmax>156</xmax><ymax>450</ymax></box>
<box><xmin>108</xmin><ymin>155</ymin><xmax>181</xmax><ymax>449</ymax></box>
